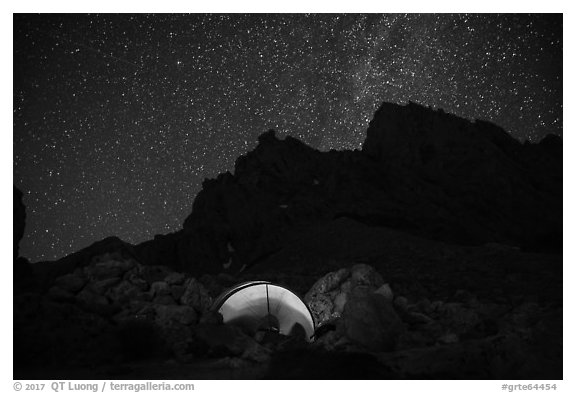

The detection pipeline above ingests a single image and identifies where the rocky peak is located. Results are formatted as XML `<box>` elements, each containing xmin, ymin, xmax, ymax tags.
<box><xmin>45</xmin><ymin>102</ymin><xmax>561</xmax><ymax>277</ymax></box>
<box><xmin>361</xmin><ymin>102</ymin><xmax>561</xmax><ymax>248</ymax></box>
<box><xmin>364</xmin><ymin>102</ymin><xmax>521</xmax><ymax>170</ymax></box>
<box><xmin>175</xmin><ymin>102</ymin><xmax>561</xmax><ymax>274</ymax></box>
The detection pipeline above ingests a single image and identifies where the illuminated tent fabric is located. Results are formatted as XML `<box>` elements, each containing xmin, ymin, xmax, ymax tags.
<box><xmin>212</xmin><ymin>281</ymin><xmax>315</xmax><ymax>341</ymax></box>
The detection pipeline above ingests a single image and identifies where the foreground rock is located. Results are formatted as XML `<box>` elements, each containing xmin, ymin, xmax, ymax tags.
<box><xmin>15</xmin><ymin>251</ymin><xmax>219</xmax><ymax>366</ymax></box>
<box><xmin>304</xmin><ymin>264</ymin><xmax>389</xmax><ymax>326</ymax></box>
<box><xmin>15</xmin><ymin>254</ymin><xmax>562</xmax><ymax>379</ymax></box>
<box><xmin>304</xmin><ymin>264</ymin><xmax>561</xmax><ymax>379</ymax></box>
<box><xmin>342</xmin><ymin>287</ymin><xmax>403</xmax><ymax>351</ymax></box>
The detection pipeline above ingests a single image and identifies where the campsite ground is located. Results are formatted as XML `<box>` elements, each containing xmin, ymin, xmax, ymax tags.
<box><xmin>14</xmin><ymin>219</ymin><xmax>562</xmax><ymax>380</ymax></box>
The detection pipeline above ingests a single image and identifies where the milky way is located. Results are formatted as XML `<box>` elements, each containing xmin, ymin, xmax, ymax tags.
<box><xmin>13</xmin><ymin>14</ymin><xmax>562</xmax><ymax>261</ymax></box>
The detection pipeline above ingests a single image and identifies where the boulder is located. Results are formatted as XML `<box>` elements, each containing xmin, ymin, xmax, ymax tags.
<box><xmin>241</xmin><ymin>340</ymin><xmax>272</xmax><ymax>363</ymax></box>
<box><xmin>124</xmin><ymin>268</ymin><xmax>150</xmax><ymax>291</ymax></box>
<box><xmin>154</xmin><ymin>295</ymin><xmax>177</xmax><ymax>305</ymax></box>
<box><xmin>197</xmin><ymin>274</ymin><xmax>227</xmax><ymax>298</ymax></box>
<box><xmin>139</xmin><ymin>265</ymin><xmax>173</xmax><ymax>284</ymax></box>
<box><xmin>180</xmin><ymin>278</ymin><xmax>213</xmax><ymax>314</ymax></box>
<box><xmin>304</xmin><ymin>268</ymin><xmax>349</xmax><ymax>303</ymax></box>
<box><xmin>165</xmin><ymin>272</ymin><xmax>186</xmax><ymax>285</ymax></box>
<box><xmin>441</xmin><ymin>303</ymin><xmax>481</xmax><ymax>336</ymax></box>
<box><xmin>105</xmin><ymin>280</ymin><xmax>144</xmax><ymax>305</ymax></box>
<box><xmin>112</xmin><ymin>301</ymin><xmax>156</xmax><ymax>323</ymax></box>
<box><xmin>84</xmin><ymin>256</ymin><xmax>135</xmax><ymax>280</ymax></box>
<box><xmin>393</xmin><ymin>296</ymin><xmax>409</xmax><ymax>312</ymax></box>
<box><xmin>430</xmin><ymin>300</ymin><xmax>445</xmax><ymax>313</ymax></box>
<box><xmin>374</xmin><ymin>284</ymin><xmax>394</xmax><ymax>303</ymax></box>
<box><xmin>333</xmin><ymin>292</ymin><xmax>348</xmax><ymax>314</ymax></box>
<box><xmin>415</xmin><ymin>298</ymin><xmax>433</xmax><ymax>315</ymax></box>
<box><xmin>199</xmin><ymin>309</ymin><xmax>224</xmax><ymax>325</ymax></box>
<box><xmin>403</xmin><ymin>312</ymin><xmax>434</xmax><ymax>325</ymax></box>
<box><xmin>305</xmin><ymin>265</ymin><xmax>388</xmax><ymax>327</ymax></box>
<box><xmin>150</xmin><ymin>281</ymin><xmax>171</xmax><ymax>297</ymax></box>
<box><xmin>87</xmin><ymin>277</ymin><xmax>120</xmax><ymax>295</ymax></box>
<box><xmin>54</xmin><ymin>273</ymin><xmax>86</xmax><ymax>293</ymax></box>
<box><xmin>154</xmin><ymin>304</ymin><xmax>197</xmax><ymax>326</ymax></box>
<box><xmin>437</xmin><ymin>333</ymin><xmax>459</xmax><ymax>344</ymax></box>
<box><xmin>342</xmin><ymin>291</ymin><xmax>404</xmax><ymax>352</ymax></box>
<box><xmin>170</xmin><ymin>284</ymin><xmax>185</xmax><ymax>300</ymax></box>
<box><xmin>339</xmin><ymin>280</ymin><xmax>352</xmax><ymax>294</ymax></box>
<box><xmin>307</xmin><ymin>294</ymin><xmax>334</xmax><ymax>327</ymax></box>
<box><xmin>194</xmin><ymin>323</ymin><xmax>261</xmax><ymax>357</ymax></box>
<box><xmin>76</xmin><ymin>287</ymin><xmax>115</xmax><ymax>315</ymax></box>
<box><xmin>350</xmin><ymin>264</ymin><xmax>384</xmax><ymax>288</ymax></box>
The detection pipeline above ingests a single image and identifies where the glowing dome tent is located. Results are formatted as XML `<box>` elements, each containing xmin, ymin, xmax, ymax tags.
<box><xmin>212</xmin><ymin>281</ymin><xmax>315</xmax><ymax>341</ymax></box>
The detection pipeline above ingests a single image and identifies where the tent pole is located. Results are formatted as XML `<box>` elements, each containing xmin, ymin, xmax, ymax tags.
<box><xmin>266</xmin><ymin>284</ymin><xmax>271</xmax><ymax>330</ymax></box>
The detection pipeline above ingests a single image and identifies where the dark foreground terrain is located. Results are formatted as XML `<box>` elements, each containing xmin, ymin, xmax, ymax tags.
<box><xmin>14</xmin><ymin>102</ymin><xmax>562</xmax><ymax>379</ymax></box>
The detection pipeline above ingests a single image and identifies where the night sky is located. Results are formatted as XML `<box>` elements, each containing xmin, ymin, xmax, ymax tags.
<box><xmin>13</xmin><ymin>14</ymin><xmax>562</xmax><ymax>262</ymax></box>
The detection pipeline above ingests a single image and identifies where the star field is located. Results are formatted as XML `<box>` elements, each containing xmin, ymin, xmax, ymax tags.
<box><xmin>13</xmin><ymin>14</ymin><xmax>562</xmax><ymax>262</ymax></box>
